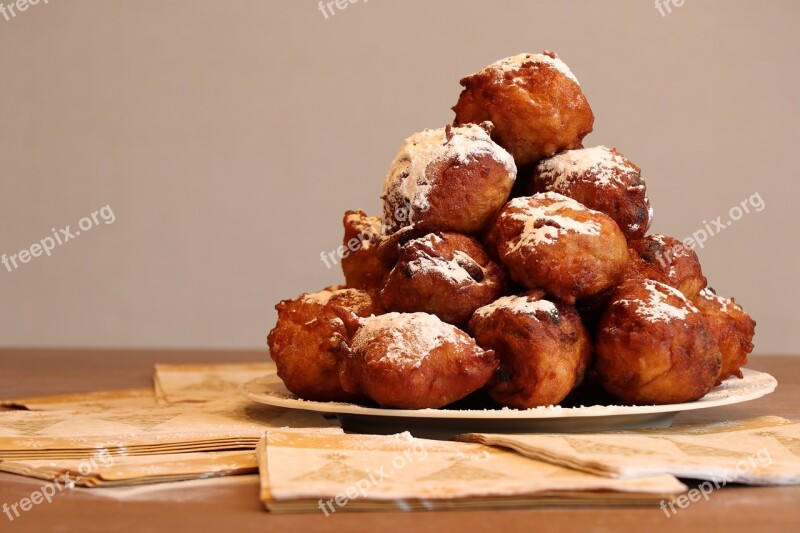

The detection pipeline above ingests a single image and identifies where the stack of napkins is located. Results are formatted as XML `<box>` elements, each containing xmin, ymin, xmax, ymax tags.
<box><xmin>0</xmin><ymin>363</ymin><xmax>335</xmax><ymax>487</ymax></box>
<box><xmin>0</xmin><ymin>450</ymin><xmax>258</xmax><ymax>488</ymax></box>
<box><xmin>1</xmin><ymin>388</ymin><xmax>158</xmax><ymax>411</ymax></box>
<box><xmin>153</xmin><ymin>363</ymin><xmax>275</xmax><ymax>404</ymax></box>
<box><xmin>0</xmin><ymin>399</ymin><xmax>333</xmax><ymax>461</ymax></box>
<box><xmin>459</xmin><ymin>416</ymin><xmax>800</xmax><ymax>485</ymax></box>
<box><xmin>257</xmin><ymin>429</ymin><xmax>687</xmax><ymax>512</ymax></box>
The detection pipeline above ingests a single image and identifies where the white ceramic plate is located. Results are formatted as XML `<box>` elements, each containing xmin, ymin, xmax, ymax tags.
<box><xmin>241</xmin><ymin>369</ymin><xmax>777</xmax><ymax>437</ymax></box>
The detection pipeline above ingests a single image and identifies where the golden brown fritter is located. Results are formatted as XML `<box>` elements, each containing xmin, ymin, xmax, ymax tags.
<box><xmin>627</xmin><ymin>234</ymin><xmax>707</xmax><ymax>300</ymax></box>
<box><xmin>381</xmin><ymin>123</ymin><xmax>516</xmax><ymax>235</ymax></box>
<box><xmin>452</xmin><ymin>51</ymin><xmax>594</xmax><ymax>167</ymax></box>
<box><xmin>595</xmin><ymin>278</ymin><xmax>721</xmax><ymax>405</ymax></box>
<box><xmin>530</xmin><ymin>146</ymin><xmax>652</xmax><ymax>239</ymax></box>
<box><xmin>468</xmin><ymin>292</ymin><xmax>591</xmax><ymax>409</ymax></box>
<box><xmin>267</xmin><ymin>288</ymin><xmax>382</xmax><ymax>402</ymax></box>
<box><xmin>693</xmin><ymin>287</ymin><xmax>756</xmax><ymax>383</ymax></box>
<box><xmin>340</xmin><ymin>209</ymin><xmax>388</xmax><ymax>291</ymax></box>
<box><xmin>486</xmin><ymin>192</ymin><xmax>628</xmax><ymax>304</ymax></box>
<box><xmin>380</xmin><ymin>232</ymin><xmax>508</xmax><ymax>326</ymax></box>
<box><xmin>336</xmin><ymin>312</ymin><xmax>497</xmax><ymax>409</ymax></box>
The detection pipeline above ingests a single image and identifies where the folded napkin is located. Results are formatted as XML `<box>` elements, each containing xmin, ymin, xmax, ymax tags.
<box><xmin>0</xmin><ymin>450</ymin><xmax>258</xmax><ymax>487</ymax></box>
<box><xmin>1</xmin><ymin>362</ymin><xmax>275</xmax><ymax>410</ymax></box>
<box><xmin>1</xmin><ymin>388</ymin><xmax>158</xmax><ymax>411</ymax></box>
<box><xmin>459</xmin><ymin>416</ymin><xmax>800</xmax><ymax>485</ymax></box>
<box><xmin>153</xmin><ymin>363</ymin><xmax>275</xmax><ymax>404</ymax></box>
<box><xmin>257</xmin><ymin>429</ymin><xmax>687</xmax><ymax>513</ymax></box>
<box><xmin>0</xmin><ymin>398</ymin><xmax>337</xmax><ymax>460</ymax></box>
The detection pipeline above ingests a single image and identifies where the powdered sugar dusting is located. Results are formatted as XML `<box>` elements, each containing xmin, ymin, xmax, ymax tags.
<box><xmin>617</xmin><ymin>280</ymin><xmax>696</xmax><ymax>323</ymax></box>
<box><xmin>697</xmin><ymin>288</ymin><xmax>736</xmax><ymax>313</ymax></box>
<box><xmin>474</xmin><ymin>294</ymin><xmax>558</xmax><ymax>320</ymax></box>
<box><xmin>300</xmin><ymin>288</ymin><xmax>362</xmax><ymax>307</ymax></box>
<box><xmin>537</xmin><ymin>146</ymin><xmax>641</xmax><ymax>190</ymax></box>
<box><xmin>402</xmin><ymin>235</ymin><xmax>478</xmax><ymax>285</ymax></box>
<box><xmin>505</xmin><ymin>193</ymin><xmax>602</xmax><ymax>252</ymax></box>
<box><xmin>382</xmin><ymin>124</ymin><xmax>516</xmax><ymax>229</ymax></box>
<box><xmin>477</xmin><ymin>53</ymin><xmax>579</xmax><ymax>85</ymax></box>
<box><xmin>655</xmin><ymin>234</ymin><xmax>690</xmax><ymax>259</ymax></box>
<box><xmin>351</xmin><ymin>312</ymin><xmax>469</xmax><ymax>369</ymax></box>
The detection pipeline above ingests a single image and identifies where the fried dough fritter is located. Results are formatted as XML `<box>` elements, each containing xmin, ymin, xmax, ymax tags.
<box><xmin>468</xmin><ymin>292</ymin><xmax>591</xmax><ymax>409</ymax></box>
<box><xmin>486</xmin><ymin>192</ymin><xmax>628</xmax><ymax>304</ymax></box>
<box><xmin>336</xmin><ymin>312</ymin><xmax>497</xmax><ymax>409</ymax></box>
<box><xmin>341</xmin><ymin>209</ymin><xmax>387</xmax><ymax>291</ymax></box>
<box><xmin>627</xmin><ymin>234</ymin><xmax>707</xmax><ymax>300</ymax></box>
<box><xmin>693</xmin><ymin>287</ymin><xmax>756</xmax><ymax>384</ymax></box>
<box><xmin>530</xmin><ymin>146</ymin><xmax>652</xmax><ymax>239</ymax></box>
<box><xmin>453</xmin><ymin>51</ymin><xmax>593</xmax><ymax>167</ymax></box>
<box><xmin>381</xmin><ymin>123</ymin><xmax>516</xmax><ymax>235</ymax></box>
<box><xmin>595</xmin><ymin>278</ymin><xmax>721</xmax><ymax>405</ymax></box>
<box><xmin>267</xmin><ymin>288</ymin><xmax>382</xmax><ymax>402</ymax></box>
<box><xmin>380</xmin><ymin>232</ymin><xmax>508</xmax><ymax>326</ymax></box>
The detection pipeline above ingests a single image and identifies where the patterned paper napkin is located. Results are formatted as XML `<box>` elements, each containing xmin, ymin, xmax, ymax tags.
<box><xmin>257</xmin><ymin>430</ymin><xmax>687</xmax><ymax>513</ymax></box>
<box><xmin>0</xmin><ymin>398</ymin><xmax>337</xmax><ymax>460</ymax></box>
<box><xmin>153</xmin><ymin>363</ymin><xmax>275</xmax><ymax>404</ymax></box>
<box><xmin>459</xmin><ymin>416</ymin><xmax>800</xmax><ymax>485</ymax></box>
<box><xmin>1</xmin><ymin>389</ymin><xmax>158</xmax><ymax>412</ymax></box>
<box><xmin>0</xmin><ymin>450</ymin><xmax>258</xmax><ymax>487</ymax></box>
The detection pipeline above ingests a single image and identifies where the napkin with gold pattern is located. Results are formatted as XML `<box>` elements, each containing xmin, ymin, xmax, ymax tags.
<box><xmin>257</xmin><ymin>429</ymin><xmax>687</xmax><ymax>513</ymax></box>
<box><xmin>0</xmin><ymin>398</ymin><xmax>336</xmax><ymax>460</ymax></box>
<box><xmin>0</xmin><ymin>450</ymin><xmax>258</xmax><ymax>487</ymax></box>
<box><xmin>459</xmin><ymin>416</ymin><xmax>800</xmax><ymax>485</ymax></box>
<box><xmin>153</xmin><ymin>363</ymin><xmax>275</xmax><ymax>404</ymax></box>
<box><xmin>1</xmin><ymin>388</ymin><xmax>158</xmax><ymax>412</ymax></box>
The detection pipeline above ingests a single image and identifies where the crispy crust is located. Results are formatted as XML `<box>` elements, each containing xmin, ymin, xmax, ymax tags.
<box><xmin>530</xmin><ymin>147</ymin><xmax>652</xmax><ymax>239</ymax></box>
<box><xmin>595</xmin><ymin>279</ymin><xmax>721</xmax><ymax>405</ymax></box>
<box><xmin>381</xmin><ymin>123</ymin><xmax>516</xmax><ymax>235</ymax></box>
<box><xmin>337</xmin><ymin>312</ymin><xmax>498</xmax><ymax>409</ymax></box>
<box><xmin>487</xmin><ymin>193</ymin><xmax>628</xmax><ymax>304</ymax></box>
<box><xmin>266</xmin><ymin>288</ymin><xmax>382</xmax><ymax>402</ymax></box>
<box><xmin>341</xmin><ymin>210</ymin><xmax>388</xmax><ymax>291</ymax></box>
<box><xmin>692</xmin><ymin>288</ymin><xmax>756</xmax><ymax>384</ymax></box>
<box><xmin>453</xmin><ymin>52</ymin><xmax>594</xmax><ymax>166</ymax></box>
<box><xmin>627</xmin><ymin>234</ymin><xmax>707</xmax><ymax>300</ymax></box>
<box><xmin>468</xmin><ymin>292</ymin><xmax>591</xmax><ymax>408</ymax></box>
<box><xmin>380</xmin><ymin>232</ymin><xmax>508</xmax><ymax>326</ymax></box>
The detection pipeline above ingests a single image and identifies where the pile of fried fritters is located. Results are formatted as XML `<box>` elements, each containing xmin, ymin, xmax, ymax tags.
<box><xmin>268</xmin><ymin>51</ymin><xmax>755</xmax><ymax>410</ymax></box>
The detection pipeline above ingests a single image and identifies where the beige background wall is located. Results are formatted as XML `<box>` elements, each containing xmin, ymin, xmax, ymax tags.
<box><xmin>1</xmin><ymin>0</ymin><xmax>798</xmax><ymax>354</ymax></box>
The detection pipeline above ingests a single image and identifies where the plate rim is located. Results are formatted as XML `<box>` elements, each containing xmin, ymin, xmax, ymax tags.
<box><xmin>241</xmin><ymin>368</ymin><xmax>777</xmax><ymax>420</ymax></box>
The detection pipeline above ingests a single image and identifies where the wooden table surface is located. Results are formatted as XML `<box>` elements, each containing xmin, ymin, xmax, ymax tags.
<box><xmin>0</xmin><ymin>349</ymin><xmax>798</xmax><ymax>532</ymax></box>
